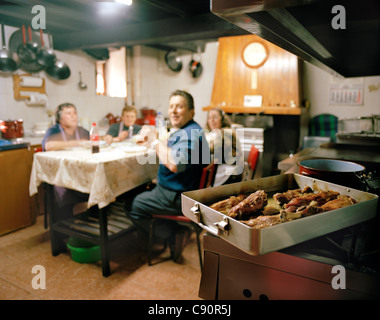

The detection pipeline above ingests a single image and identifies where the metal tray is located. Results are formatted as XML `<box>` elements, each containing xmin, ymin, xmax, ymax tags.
<box><xmin>182</xmin><ymin>174</ymin><xmax>378</xmax><ymax>255</ymax></box>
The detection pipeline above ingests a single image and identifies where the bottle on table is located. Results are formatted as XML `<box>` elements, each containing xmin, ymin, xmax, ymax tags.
<box><xmin>90</xmin><ymin>122</ymin><xmax>100</xmax><ymax>153</ymax></box>
<box><xmin>155</xmin><ymin>112</ymin><xmax>166</xmax><ymax>140</ymax></box>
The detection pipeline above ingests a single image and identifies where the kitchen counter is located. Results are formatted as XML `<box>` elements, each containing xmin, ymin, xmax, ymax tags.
<box><xmin>0</xmin><ymin>139</ymin><xmax>29</xmax><ymax>152</ymax></box>
<box><xmin>0</xmin><ymin>135</ymin><xmax>44</xmax><ymax>152</ymax></box>
<box><xmin>13</xmin><ymin>135</ymin><xmax>44</xmax><ymax>146</ymax></box>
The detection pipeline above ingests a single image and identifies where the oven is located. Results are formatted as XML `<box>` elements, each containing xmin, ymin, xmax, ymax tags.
<box><xmin>181</xmin><ymin>173</ymin><xmax>380</xmax><ymax>299</ymax></box>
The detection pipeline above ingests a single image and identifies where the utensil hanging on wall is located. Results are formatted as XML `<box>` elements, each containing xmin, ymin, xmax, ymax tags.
<box><xmin>9</xmin><ymin>27</ymin><xmax>43</xmax><ymax>73</ymax></box>
<box><xmin>78</xmin><ymin>72</ymin><xmax>87</xmax><ymax>89</ymax></box>
<box><xmin>27</xmin><ymin>26</ymin><xmax>39</xmax><ymax>54</ymax></box>
<box><xmin>0</xmin><ymin>22</ymin><xmax>19</xmax><ymax>73</ymax></box>
<box><xmin>17</xmin><ymin>25</ymin><xmax>36</xmax><ymax>64</ymax></box>
<box><xmin>45</xmin><ymin>33</ymin><xmax>70</xmax><ymax>80</ymax></box>
<box><xmin>36</xmin><ymin>29</ymin><xmax>56</xmax><ymax>67</ymax></box>
<box><xmin>165</xmin><ymin>51</ymin><xmax>182</xmax><ymax>72</ymax></box>
<box><xmin>189</xmin><ymin>59</ymin><xmax>203</xmax><ymax>78</ymax></box>
<box><xmin>189</xmin><ymin>46</ymin><xmax>203</xmax><ymax>78</ymax></box>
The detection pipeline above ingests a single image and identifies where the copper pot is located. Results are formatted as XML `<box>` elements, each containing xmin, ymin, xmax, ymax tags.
<box><xmin>141</xmin><ymin>108</ymin><xmax>156</xmax><ymax>117</ymax></box>
<box><xmin>0</xmin><ymin>119</ymin><xmax>24</xmax><ymax>139</ymax></box>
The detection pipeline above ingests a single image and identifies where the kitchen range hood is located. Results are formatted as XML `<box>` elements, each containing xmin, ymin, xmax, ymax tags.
<box><xmin>211</xmin><ymin>0</ymin><xmax>380</xmax><ymax>78</ymax></box>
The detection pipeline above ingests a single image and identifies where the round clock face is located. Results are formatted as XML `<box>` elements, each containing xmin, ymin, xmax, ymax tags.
<box><xmin>242</xmin><ymin>42</ymin><xmax>269</xmax><ymax>68</ymax></box>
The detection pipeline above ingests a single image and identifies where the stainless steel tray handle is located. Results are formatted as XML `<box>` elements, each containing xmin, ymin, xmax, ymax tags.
<box><xmin>190</xmin><ymin>203</ymin><xmax>229</xmax><ymax>236</ymax></box>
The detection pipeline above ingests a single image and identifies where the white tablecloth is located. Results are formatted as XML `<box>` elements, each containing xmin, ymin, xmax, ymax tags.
<box><xmin>29</xmin><ymin>143</ymin><xmax>158</xmax><ymax>208</ymax></box>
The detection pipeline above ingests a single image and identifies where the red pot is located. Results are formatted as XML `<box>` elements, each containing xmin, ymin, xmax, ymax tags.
<box><xmin>0</xmin><ymin>119</ymin><xmax>24</xmax><ymax>139</ymax></box>
<box><xmin>141</xmin><ymin>108</ymin><xmax>156</xmax><ymax>118</ymax></box>
<box><xmin>298</xmin><ymin>158</ymin><xmax>365</xmax><ymax>189</ymax></box>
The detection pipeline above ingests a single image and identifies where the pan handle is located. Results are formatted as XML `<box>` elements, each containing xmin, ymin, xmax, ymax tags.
<box><xmin>39</xmin><ymin>29</ymin><xmax>44</xmax><ymax>46</ymax></box>
<box><xmin>190</xmin><ymin>203</ymin><xmax>229</xmax><ymax>236</ymax></box>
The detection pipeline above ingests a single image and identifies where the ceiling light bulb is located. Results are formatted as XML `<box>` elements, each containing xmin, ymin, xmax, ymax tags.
<box><xmin>115</xmin><ymin>0</ymin><xmax>132</xmax><ymax>5</ymax></box>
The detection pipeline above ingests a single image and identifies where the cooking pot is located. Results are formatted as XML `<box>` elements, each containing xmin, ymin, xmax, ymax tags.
<box><xmin>298</xmin><ymin>158</ymin><xmax>365</xmax><ymax>189</ymax></box>
<box><xmin>0</xmin><ymin>119</ymin><xmax>24</xmax><ymax>139</ymax></box>
<box><xmin>0</xmin><ymin>23</ymin><xmax>19</xmax><ymax>73</ymax></box>
<box><xmin>141</xmin><ymin>108</ymin><xmax>156</xmax><ymax>117</ymax></box>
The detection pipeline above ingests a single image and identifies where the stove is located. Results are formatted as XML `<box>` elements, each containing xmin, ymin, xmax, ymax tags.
<box><xmin>199</xmin><ymin>230</ymin><xmax>380</xmax><ymax>300</ymax></box>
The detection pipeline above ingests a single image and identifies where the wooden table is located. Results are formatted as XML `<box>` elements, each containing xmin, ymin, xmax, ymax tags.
<box><xmin>29</xmin><ymin>143</ymin><xmax>158</xmax><ymax>276</ymax></box>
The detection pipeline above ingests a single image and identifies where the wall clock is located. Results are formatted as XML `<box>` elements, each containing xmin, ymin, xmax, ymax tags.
<box><xmin>242</xmin><ymin>41</ymin><xmax>269</xmax><ymax>68</ymax></box>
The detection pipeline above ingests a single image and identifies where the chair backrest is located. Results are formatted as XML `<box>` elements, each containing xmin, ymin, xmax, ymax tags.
<box><xmin>309</xmin><ymin>114</ymin><xmax>338</xmax><ymax>141</ymax></box>
<box><xmin>199</xmin><ymin>162</ymin><xmax>217</xmax><ymax>189</ymax></box>
<box><xmin>247</xmin><ymin>144</ymin><xmax>259</xmax><ymax>174</ymax></box>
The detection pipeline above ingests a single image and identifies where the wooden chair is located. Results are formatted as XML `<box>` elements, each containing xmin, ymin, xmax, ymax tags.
<box><xmin>147</xmin><ymin>162</ymin><xmax>217</xmax><ymax>270</ymax></box>
<box><xmin>247</xmin><ymin>144</ymin><xmax>260</xmax><ymax>179</ymax></box>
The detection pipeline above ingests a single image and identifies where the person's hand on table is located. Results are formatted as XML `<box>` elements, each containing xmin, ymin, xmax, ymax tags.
<box><xmin>104</xmin><ymin>134</ymin><xmax>113</xmax><ymax>145</ymax></box>
<box><xmin>117</xmin><ymin>130</ymin><xmax>129</xmax><ymax>141</ymax></box>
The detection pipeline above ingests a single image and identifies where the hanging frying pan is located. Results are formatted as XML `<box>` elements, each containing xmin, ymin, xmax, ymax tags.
<box><xmin>17</xmin><ymin>25</ymin><xmax>36</xmax><ymax>64</ymax></box>
<box><xmin>27</xmin><ymin>26</ymin><xmax>39</xmax><ymax>55</ymax></box>
<box><xmin>45</xmin><ymin>34</ymin><xmax>70</xmax><ymax>80</ymax></box>
<box><xmin>9</xmin><ymin>28</ymin><xmax>45</xmax><ymax>73</ymax></box>
<box><xmin>165</xmin><ymin>51</ymin><xmax>182</xmax><ymax>72</ymax></box>
<box><xmin>189</xmin><ymin>59</ymin><xmax>203</xmax><ymax>78</ymax></box>
<box><xmin>36</xmin><ymin>29</ymin><xmax>56</xmax><ymax>67</ymax></box>
<box><xmin>0</xmin><ymin>23</ymin><xmax>19</xmax><ymax>73</ymax></box>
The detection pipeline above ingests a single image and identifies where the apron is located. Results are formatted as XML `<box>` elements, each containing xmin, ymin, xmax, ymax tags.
<box><xmin>119</xmin><ymin>122</ymin><xmax>134</xmax><ymax>139</ymax></box>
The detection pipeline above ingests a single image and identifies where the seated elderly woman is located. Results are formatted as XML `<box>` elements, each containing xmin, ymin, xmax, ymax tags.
<box><xmin>41</xmin><ymin>103</ymin><xmax>90</xmax><ymax>221</ymax></box>
<box><xmin>205</xmin><ymin>108</ymin><xmax>243</xmax><ymax>186</ymax></box>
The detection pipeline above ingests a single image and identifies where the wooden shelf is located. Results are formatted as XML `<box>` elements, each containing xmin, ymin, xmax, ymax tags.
<box><xmin>203</xmin><ymin>105</ymin><xmax>301</xmax><ymax>115</ymax></box>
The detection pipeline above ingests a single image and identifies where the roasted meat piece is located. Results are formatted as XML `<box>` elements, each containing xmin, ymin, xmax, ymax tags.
<box><xmin>227</xmin><ymin>190</ymin><xmax>268</xmax><ymax>220</ymax></box>
<box><xmin>284</xmin><ymin>190</ymin><xmax>339</xmax><ymax>211</ymax></box>
<box><xmin>320</xmin><ymin>195</ymin><xmax>357</xmax><ymax>211</ymax></box>
<box><xmin>210</xmin><ymin>194</ymin><xmax>246</xmax><ymax>214</ymax></box>
<box><xmin>242</xmin><ymin>212</ymin><xmax>285</xmax><ymax>229</ymax></box>
<box><xmin>273</xmin><ymin>186</ymin><xmax>312</xmax><ymax>206</ymax></box>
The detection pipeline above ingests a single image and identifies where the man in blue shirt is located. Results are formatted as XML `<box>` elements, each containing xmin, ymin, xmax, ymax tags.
<box><xmin>128</xmin><ymin>90</ymin><xmax>210</xmax><ymax>262</ymax></box>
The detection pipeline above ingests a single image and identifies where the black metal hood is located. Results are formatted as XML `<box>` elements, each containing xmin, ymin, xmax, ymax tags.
<box><xmin>211</xmin><ymin>0</ymin><xmax>380</xmax><ymax>77</ymax></box>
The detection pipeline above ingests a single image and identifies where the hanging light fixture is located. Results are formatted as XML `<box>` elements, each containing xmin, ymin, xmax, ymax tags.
<box><xmin>114</xmin><ymin>0</ymin><xmax>132</xmax><ymax>5</ymax></box>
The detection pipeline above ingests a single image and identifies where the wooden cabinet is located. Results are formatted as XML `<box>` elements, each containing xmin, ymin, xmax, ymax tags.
<box><xmin>0</xmin><ymin>147</ymin><xmax>34</xmax><ymax>236</ymax></box>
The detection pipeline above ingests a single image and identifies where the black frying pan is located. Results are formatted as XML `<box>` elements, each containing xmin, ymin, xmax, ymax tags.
<box><xmin>36</xmin><ymin>29</ymin><xmax>56</xmax><ymax>67</ymax></box>
<box><xmin>45</xmin><ymin>33</ymin><xmax>70</xmax><ymax>80</ymax></box>
<box><xmin>17</xmin><ymin>25</ymin><xmax>35</xmax><ymax>64</ymax></box>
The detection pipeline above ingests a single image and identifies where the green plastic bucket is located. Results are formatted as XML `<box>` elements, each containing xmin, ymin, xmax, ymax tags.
<box><xmin>67</xmin><ymin>237</ymin><xmax>101</xmax><ymax>263</ymax></box>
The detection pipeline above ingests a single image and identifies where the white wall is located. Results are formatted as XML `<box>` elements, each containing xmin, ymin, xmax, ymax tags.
<box><xmin>303</xmin><ymin>62</ymin><xmax>380</xmax><ymax>119</ymax></box>
<box><xmin>131</xmin><ymin>42</ymin><xmax>218</xmax><ymax>127</ymax></box>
